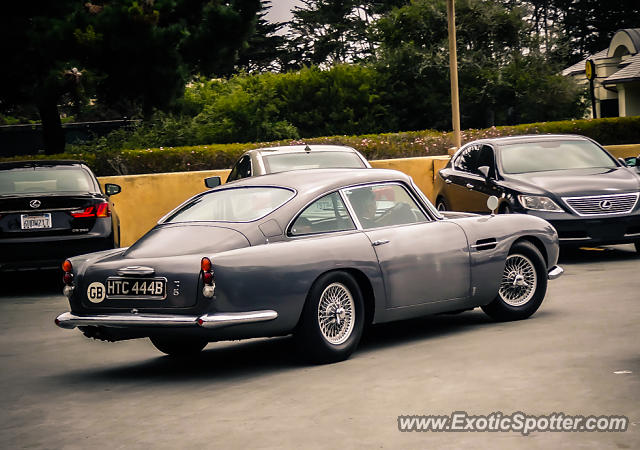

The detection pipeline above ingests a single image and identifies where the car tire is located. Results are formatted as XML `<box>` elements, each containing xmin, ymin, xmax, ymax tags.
<box><xmin>481</xmin><ymin>241</ymin><xmax>548</xmax><ymax>321</ymax></box>
<box><xmin>295</xmin><ymin>271</ymin><xmax>364</xmax><ymax>364</ymax></box>
<box><xmin>436</xmin><ymin>197</ymin><xmax>448</xmax><ymax>212</ymax></box>
<box><xmin>150</xmin><ymin>335</ymin><xmax>208</xmax><ymax>357</ymax></box>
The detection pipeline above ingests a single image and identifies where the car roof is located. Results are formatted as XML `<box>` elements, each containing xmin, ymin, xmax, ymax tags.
<box><xmin>0</xmin><ymin>160</ymin><xmax>88</xmax><ymax>170</ymax></box>
<box><xmin>216</xmin><ymin>168</ymin><xmax>412</xmax><ymax>193</ymax></box>
<box><xmin>246</xmin><ymin>145</ymin><xmax>360</xmax><ymax>156</ymax></box>
<box><xmin>466</xmin><ymin>134</ymin><xmax>592</xmax><ymax>147</ymax></box>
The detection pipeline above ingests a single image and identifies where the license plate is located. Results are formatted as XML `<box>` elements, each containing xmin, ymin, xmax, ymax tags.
<box><xmin>106</xmin><ymin>277</ymin><xmax>167</xmax><ymax>300</ymax></box>
<box><xmin>21</xmin><ymin>213</ymin><xmax>52</xmax><ymax>230</ymax></box>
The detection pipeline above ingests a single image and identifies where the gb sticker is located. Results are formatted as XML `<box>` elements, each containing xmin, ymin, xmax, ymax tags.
<box><xmin>87</xmin><ymin>282</ymin><xmax>106</xmax><ymax>303</ymax></box>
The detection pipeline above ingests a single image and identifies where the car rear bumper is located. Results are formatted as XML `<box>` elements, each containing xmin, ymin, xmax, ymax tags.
<box><xmin>55</xmin><ymin>310</ymin><xmax>278</xmax><ymax>330</ymax></box>
<box><xmin>0</xmin><ymin>235</ymin><xmax>113</xmax><ymax>271</ymax></box>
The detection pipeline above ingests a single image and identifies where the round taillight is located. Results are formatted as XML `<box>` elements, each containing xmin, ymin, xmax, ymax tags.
<box><xmin>203</xmin><ymin>271</ymin><xmax>214</xmax><ymax>285</ymax></box>
<box><xmin>62</xmin><ymin>260</ymin><xmax>73</xmax><ymax>273</ymax></box>
<box><xmin>63</xmin><ymin>272</ymin><xmax>74</xmax><ymax>285</ymax></box>
<box><xmin>201</xmin><ymin>257</ymin><xmax>212</xmax><ymax>272</ymax></box>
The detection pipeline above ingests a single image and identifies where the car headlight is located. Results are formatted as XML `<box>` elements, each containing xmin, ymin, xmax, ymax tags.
<box><xmin>518</xmin><ymin>195</ymin><xmax>563</xmax><ymax>212</ymax></box>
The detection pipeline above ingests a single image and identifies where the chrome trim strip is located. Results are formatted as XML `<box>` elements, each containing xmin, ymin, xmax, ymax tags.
<box><xmin>470</xmin><ymin>243</ymin><xmax>497</xmax><ymax>250</ymax></box>
<box><xmin>1</xmin><ymin>207</ymin><xmax>80</xmax><ymax>214</ymax></box>
<box><xmin>116</xmin><ymin>266</ymin><xmax>156</xmax><ymax>276</ymax></box>
<box><xmin>197</xmin><ymin>310</ymin><xmax>278</xmax><ymax>329</ymax></box>
<box><xmin>548</xmin><ymin>265</ymin><xmax>564</xmax><ymax>280</ymax></box>
<box><xmin>55</xmin><ymin>312</ymin><xmax>198</xmax><ymax>329</ymax></box>
<box><xmin>624</xmin><ymin>232</ymin><xmax>640</xmax><ymax>237</ymax></box>
<box><xmin>558</xmin><ymin>237</ymin><xmax>589</xmax><ymax>241</ymax></box>
<box><xmin>470</xmin><ymin>239</ymin><xmax>497</xmax><ymax>249</ymax></box>
<box><xmin>55</xmin><ymin>309</ymin><xmax>278</xmax><ymax>330</ymax></box>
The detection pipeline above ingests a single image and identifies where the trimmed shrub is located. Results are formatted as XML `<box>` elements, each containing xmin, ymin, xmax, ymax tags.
<box><xmin>2</xmin><ymin>116</ymin><xmax>639</xmax><ymax>176</ymax></box>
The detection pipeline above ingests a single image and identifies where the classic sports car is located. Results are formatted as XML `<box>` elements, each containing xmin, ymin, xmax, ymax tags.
<box><xmin>0</xmin><ymin>160</ymin><xmax>121</xmax><ymax>271</ymax></box>
<box><xmin>434</xmin><ymin>135</ymin><xmax>640</xmax><ymax>252</ymax></box>
<box><xmin>56</xmin><ymin>168</ymin><xmax>562</xmax><ymax>363</ymax></box>
<box><xmin>204</xmin><ymin>144</ymin><xmax>371</xmax><ymax>187</ymax></box>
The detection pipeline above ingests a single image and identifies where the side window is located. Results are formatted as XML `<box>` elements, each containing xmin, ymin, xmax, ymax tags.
<box><xmin>476</xmin><ymin>145</ymin><xmax>496</xmax><ymax>177</ymax></box>
<box><xmin>453</xmin><ymin>145</ymin><xmax>481</xmax><ymax>174</ymax></box>
<box><xmin>228</xmin><ymin>155</ymin><xmax>251</xmax><ymax>181</ymax></box>
<box><xmin>290</xmin><ymin>192</ymin><xmax>355</xmax><ymax>236</ymax></box>
<box><xmin>344</xmin><ymin>184</ymin><xmax>428</xmax><ymax>230</ymax></box>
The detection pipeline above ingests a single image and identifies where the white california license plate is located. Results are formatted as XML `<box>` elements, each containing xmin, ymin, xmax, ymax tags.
<box><xmin>106</xmin><ymin>277</ymin><xmax>167</xmax><ymax>300</ymax></box>
<box><xmin>20</xmin><ymin>213</ymin><xmax>52</xmax><ymax>230</ymax></box>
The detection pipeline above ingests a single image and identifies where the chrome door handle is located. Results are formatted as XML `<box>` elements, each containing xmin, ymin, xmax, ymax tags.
<box><xmin>466</xmin><ymin>183</ymin><xmax>474</xmax><ymax>189</ymax></box>
<box><xmin>444</xmin><ymin>179</ymin><xmax>452</xmax><ymax>184</ymax></box>
<box><xmin>372</xmin><ymin>239</ymin><xmax>390</xmax><ymax>246</ymax></box>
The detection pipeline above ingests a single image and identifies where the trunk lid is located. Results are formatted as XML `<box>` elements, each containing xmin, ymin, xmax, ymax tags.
<box><xmin>72</xmin><ymin>224</ymin><xmax>250</xmax><ymax>311</ymax></box>
<box><xmin>0</xmin><ymin>194</ymin><xmax>106</xmax><ymax>238</ymax></box>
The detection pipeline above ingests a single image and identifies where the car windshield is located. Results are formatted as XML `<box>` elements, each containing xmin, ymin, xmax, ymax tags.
<box><xmin>262</xmin><ymin>151</ymin><xmax>365</xmax><ymax>173</ymax></box>
<box><xmin>499</xmin><ymin>140</ymin><xmax>618</xmax><ymax>174</ymax></box>
<box><xmin>165</xmin><ymin>187</ymin><xmax>295</xmax><ymax>223</ymax></box>
<box><xmin>0</xmin><ymin>167</ymin><xmax>94</xmax><ymax>195</ymax></box>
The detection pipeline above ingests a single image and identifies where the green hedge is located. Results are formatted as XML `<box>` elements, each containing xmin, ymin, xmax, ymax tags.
<box><xmin>2</xmin><ymin>116</ymin><xmax>639</xmax><ymax>176</ymax></box>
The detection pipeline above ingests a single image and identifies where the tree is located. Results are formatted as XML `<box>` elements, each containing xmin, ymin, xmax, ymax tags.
<box><xmin>0</xmin><ymin>0</ymin><xmax>260</xmax><ymax>154</ymax></box>
<box><xmin>373</xmin><ymin>0</ymin><xmax>584</xmax><ymax>130</ymax></box>
<box><xmin>235</xmin><ymin>1</ymin><xmax>288</xmax><ymax>73</ymax></box>
<box><xmin>501</xmin><ymin>0</ymin><xmax>640</xmax><ymax>63</ymax></box>
<box><xmin>284</xmin><ymin>0</ymin><xmax>410</xmax><ymax>69</ymax></box>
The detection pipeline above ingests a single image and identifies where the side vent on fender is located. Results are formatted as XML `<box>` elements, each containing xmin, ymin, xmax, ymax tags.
<box><xmin>471</xmin><ymin>238</ymin><xmax>497</xmax><ymax>251</ymax></box>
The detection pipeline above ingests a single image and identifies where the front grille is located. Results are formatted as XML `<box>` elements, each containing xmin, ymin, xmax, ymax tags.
<box><xmin>562</xmin><ymin>193</ymin><xmax>639</xmax><ymax>216</ymax></box>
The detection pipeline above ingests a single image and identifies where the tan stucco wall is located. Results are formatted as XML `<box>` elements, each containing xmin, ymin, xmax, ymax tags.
<box><xmin>99</xmin><ymin>169</ymin><xmax>230</xmax><ymax>247</ymax></box>
<box><xmin>606</xmin><ymin>143</ymin><xmax>640</xmax><ymax>158</ymax></box>
<box><xmin>370</xmin><ymin>157</ymin><xmax>436</xmax><ymax>199</ymax></box>
<box><xmin>99</xmin><ymin>144</ymin><xmax>640</xmax><ymax>247</ymax></box>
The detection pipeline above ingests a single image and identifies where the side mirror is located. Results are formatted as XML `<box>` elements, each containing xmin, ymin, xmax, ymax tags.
<box><xmin>104</xmin><ymin>183</ymin><xmax>121</xmax><ymax>196</ymax></box>
<box><xmin>487</xmin><ymin>195</ymin><xmax>499</xmax><ymax>215</ymax></box>
<box><xmin>623</xmin><ymin>156</ymin><xmax>638</xmax><ymax>167</ymax></box>
<box><xmin>204</xmin><ymin>176</ymin><xmax>221</xmax><ymax>188</ymax></box>
<box><xmin>618</xmin><ymin>157</ymin><xmax>628</xmax><ymax>167</ymax></box>
<box><xmin>477</xmin><ymin>165</ymin><xmax>491</xmax><ymax>180</ymax></box>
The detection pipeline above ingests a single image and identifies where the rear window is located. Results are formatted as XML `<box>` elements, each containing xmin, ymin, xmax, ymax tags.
<box><xmin>165</xmin><ymin>187</ymin><xmax>295</xmax><ymax>223</ymax></box>
<box><xmin>500</xmin><ymin>140</ymin><xmax>617</xmax><ymax>174</ymax></box>
<box><xmin>262</xmin><ymin>151</ymin><xmax>365</xmax><ymax>173</ymax></box>
<box><xmin>0</xmin><ymin>167</ymin><xmax>95</xmax><ymax>195</ymax></box>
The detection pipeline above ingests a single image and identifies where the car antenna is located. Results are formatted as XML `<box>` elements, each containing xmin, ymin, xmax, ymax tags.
<box><xmin>304</xmin><ymin>145</ymin><xmax>312</xmax><ymax>153</ymax></box>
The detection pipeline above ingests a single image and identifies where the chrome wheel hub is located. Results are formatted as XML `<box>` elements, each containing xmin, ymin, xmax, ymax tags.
<box><xmin>318</xmin><ymin>282</ymin><xmax>355</xmax><ymax>345</ymax></box>
<box><xmin>499</xmin><ymin>254</ymin><xmax>537</xmax><ymax>307</ymax></box>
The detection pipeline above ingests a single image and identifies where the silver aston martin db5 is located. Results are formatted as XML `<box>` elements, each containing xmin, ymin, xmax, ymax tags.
<box><xmin>56</xmin><ymin>168</ymin><xmax>563</xmax><ymax>363</ymax></box>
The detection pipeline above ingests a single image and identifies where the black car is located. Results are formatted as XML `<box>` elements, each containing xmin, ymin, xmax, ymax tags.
<box><xmin>434</xmin><ymin>135</ymin><xmax>640</xmax><ymax>252</ymax></box>
<box><xmin>0</xmin><ymin>160</ymin><xmax>121</xmax><ymax>271</ymax></box>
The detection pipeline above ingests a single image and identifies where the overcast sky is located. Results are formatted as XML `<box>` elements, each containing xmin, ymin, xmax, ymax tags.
<box><xmin>264</xmin><ymin>0</ymin><xmax>304</xmax><ymax>24</ymax></box>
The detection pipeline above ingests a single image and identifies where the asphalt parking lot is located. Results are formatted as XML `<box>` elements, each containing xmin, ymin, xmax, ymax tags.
<box><xmin>0</xmin><ymin>245</ymin><xmax>638</xmax><ymax>449</ymax></box>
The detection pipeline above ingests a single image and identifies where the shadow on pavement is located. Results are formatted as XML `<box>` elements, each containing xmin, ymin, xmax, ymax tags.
<box><xmin>50</xmin><ymin>310</ymin><xmax>512</xmax><ymax>384</ymax></box>
<box><xmin>558</xmin><ymin>244</ymin><xmax>638</xmax><ymax>264</ymax></box>
<box><xmin>0</xmin><ymin>270</ymin><xmax>63</xmax><ymax>297</ymax></box>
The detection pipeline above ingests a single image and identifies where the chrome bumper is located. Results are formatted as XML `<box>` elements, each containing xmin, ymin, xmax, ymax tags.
<box><xmin>55</xmin><ymin>310</ymin><xmax>278</xmax><ymax>330</ymax></box>
<box><xmin>548</xmin><ymin>265</ymin><xmax>564</xmax><ymax>280</ymax></box>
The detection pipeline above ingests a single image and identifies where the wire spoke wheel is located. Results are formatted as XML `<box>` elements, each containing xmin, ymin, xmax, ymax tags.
<box><xmin>498</xmin><ymin>254</ymin><xmax>537</xmax><ymax>307</ymax></box>
<box><xmin>317</xmin><ymin>282</ymin><xmax>355</xmax><ymax>345</ymax></box>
